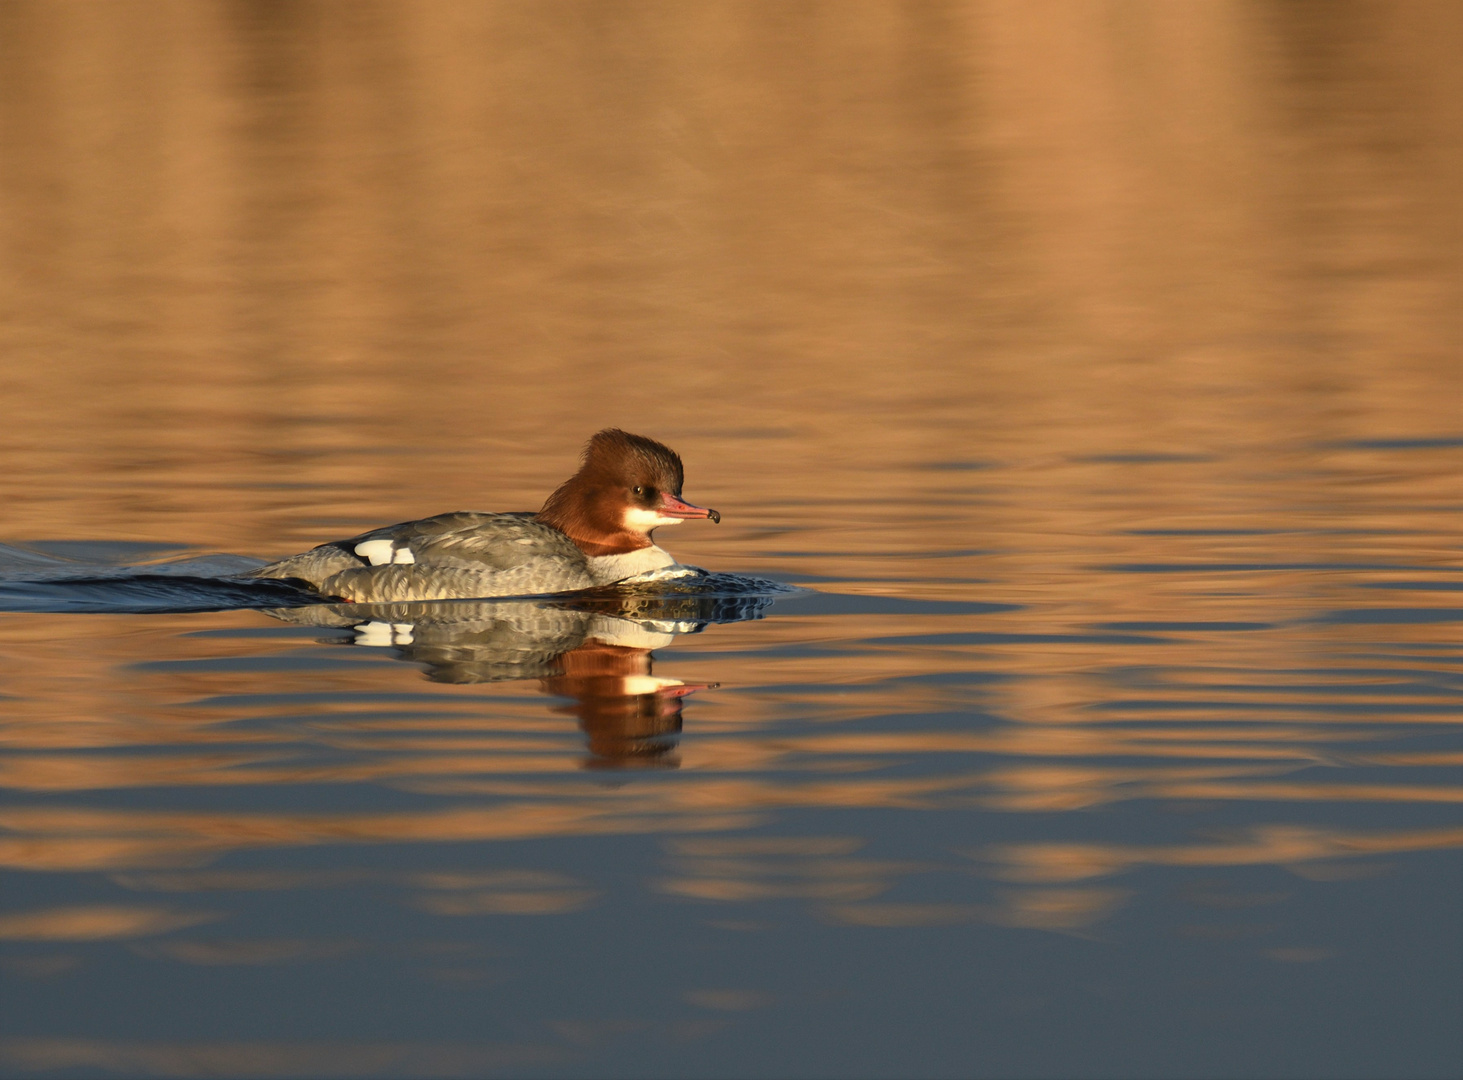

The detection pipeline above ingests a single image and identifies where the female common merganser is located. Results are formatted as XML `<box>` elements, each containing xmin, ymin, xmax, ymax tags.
<box><xmin>250</xmin><ymin>429</ymin><xmax>719</xmax><ymax>602</ymax></box>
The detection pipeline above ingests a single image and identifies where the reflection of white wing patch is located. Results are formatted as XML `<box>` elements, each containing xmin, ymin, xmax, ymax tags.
<box><xmin>354</xmin><ymin>621</ymin><xmax>416</xmax><ymax>647</ymax></box>
<box><xmin>354</xmin><ymin>621</ymin><xmax>393</xmax><ymax>647</ymax></box>
<box><xmin>354</xmin><ymin>539</ymin><xmax>415</xmax><ymax>566</ymax></box>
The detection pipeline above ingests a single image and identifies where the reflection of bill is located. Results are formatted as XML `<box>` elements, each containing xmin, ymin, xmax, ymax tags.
<box><xmin>268</xmin><ymin>590</ymin><xmax>766</xmax><ymax>768</ymax></box>
<box><xmin>542</xmin><ymin>640</ymin><xmax>714</xmax><ymax>769</ymax></box>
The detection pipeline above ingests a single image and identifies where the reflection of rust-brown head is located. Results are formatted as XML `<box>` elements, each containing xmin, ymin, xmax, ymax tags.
<box><xmin>536</xmin><ymin>429</ymin><xmax>719</xmax><ymax>557</ymax></box>
<box><xmin>540</xmin><ymin>640</ymin><xmax>696</xmax><ymax>769</ymax></box>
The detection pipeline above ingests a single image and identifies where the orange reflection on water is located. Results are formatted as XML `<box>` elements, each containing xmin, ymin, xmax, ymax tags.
<box><xmin>825</xmin><ymin>887</ymin><xmax>1131</xmax><ymax>932</ymax></box>
<box><xmin>0</xmin><ymin>8</ymin><xmax>1457</xmax><ymax>1042</ymax></box>
<box><xmin>0</xmin><ymin>905</ymin><xmax>219</xmax><ymax>942</ymax></box>
<box><xmin>983</xmin><ymin>824</ymin><xmax>1463</xmax><ymax>884</ymax></box>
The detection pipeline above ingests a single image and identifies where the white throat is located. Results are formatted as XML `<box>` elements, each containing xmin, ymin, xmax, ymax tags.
<box><xmin>586</xmin><ymin>545</ymin><xmax>677</xmax><ymax>585</ymax></box>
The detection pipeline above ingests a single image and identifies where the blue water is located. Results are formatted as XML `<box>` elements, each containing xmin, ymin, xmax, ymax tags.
<box><xmin>1</xmin><ymin>4</ymin><xmax>1460</xmax><ymax>1076</ymax></box>
<box><xmin>0</xmin><ymin>508</ymin><xmax>1458</xmax><ymax>1078</ymax></box>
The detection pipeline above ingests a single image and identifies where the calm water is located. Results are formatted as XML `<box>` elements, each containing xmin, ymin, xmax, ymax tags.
<box><xmin>1</xmin><ymin>4</ymin><xmax>1460</xmax><ymax>1078</ymax></box>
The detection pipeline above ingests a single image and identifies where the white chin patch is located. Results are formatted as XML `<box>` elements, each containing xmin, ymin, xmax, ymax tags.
<box><xmin>623</xmin><ymin>507</ymin><xmax>683</xmax><ymax>531</ymax></box>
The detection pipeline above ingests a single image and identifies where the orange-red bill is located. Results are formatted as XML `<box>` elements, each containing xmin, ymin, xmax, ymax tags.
<box><xmin>660</xmin><ymin>493</ymin><xmax>721</xmax><ymax>523</ymax></box>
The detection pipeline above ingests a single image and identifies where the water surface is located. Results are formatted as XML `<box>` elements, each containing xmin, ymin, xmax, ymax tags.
<box><xmin>0</xmin><ymin>4</ymin><xmax>1459</xmax><ymax>1078</ymax></box>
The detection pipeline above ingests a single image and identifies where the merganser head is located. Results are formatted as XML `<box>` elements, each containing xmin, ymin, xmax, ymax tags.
<box><xmin>536</xmin><ymin>429</ymin><xmax>720</xmax><ymax>556</ymax></box>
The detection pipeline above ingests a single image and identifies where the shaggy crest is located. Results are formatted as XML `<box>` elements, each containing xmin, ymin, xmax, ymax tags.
<box><xmin>536</xmin><ymin>429</ymin><xmax>687</xmax><ymax>555</ymax></box>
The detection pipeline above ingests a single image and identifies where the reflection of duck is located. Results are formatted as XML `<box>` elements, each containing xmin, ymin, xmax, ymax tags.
<box><xmin>250</xmin><ymin>430</ymin><xmax>720</xmax><ymax>602</ymax></box>
<box><xmin>270</xmin><ymin>586</ymin><xmax>777</xmax><ymax>768</ymax></box>
<box><xmin>542</xmin><ymin>641</ymin><xmax>708</xmax><ymax>769</ymax></box>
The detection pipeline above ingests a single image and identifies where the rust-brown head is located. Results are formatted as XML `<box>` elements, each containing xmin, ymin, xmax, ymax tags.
<box><xmin>536</xmin><ymin>429</ymin><xmax>720</xmax><ymax>556</ymax></box>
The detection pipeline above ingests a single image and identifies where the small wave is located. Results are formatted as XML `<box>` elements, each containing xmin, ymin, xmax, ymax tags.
<box><xmin>0</xmin><ymin>575</ymin><xmax>320</xmax><ymax>614</ymax></box>
<box><xmin>0</xmin><ymin>542</ymin><xmax>310</xmax><ymax>613</ymax></box>
<box><xmin>0</xmin><ymin>544</ymin><xmax>800</xmax><ymax>616</ymax></box>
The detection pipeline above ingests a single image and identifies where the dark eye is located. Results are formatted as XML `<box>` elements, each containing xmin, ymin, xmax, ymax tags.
<box><xmin>632</xmin><ymin>486</ymin><xmax>645</xmax><ymax>496</ymax></box>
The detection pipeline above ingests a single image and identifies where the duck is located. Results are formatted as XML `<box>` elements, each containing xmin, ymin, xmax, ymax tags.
<box><xmin>249</xmin><ymin>429</ymin><xmax>720</xmax><ymax>602</ymax></box>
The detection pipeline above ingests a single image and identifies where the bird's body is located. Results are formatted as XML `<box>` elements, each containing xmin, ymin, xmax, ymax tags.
<box><xmin>250</xmin><ymin>430</ymin><xmax>718</xmax><ymax>603</ymax></box>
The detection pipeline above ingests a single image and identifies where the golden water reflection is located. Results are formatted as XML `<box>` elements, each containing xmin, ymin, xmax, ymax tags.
<box><xmin>0</xmin><ymin>2</ymin><xmax>1459</xmax><ymax>1071</ymax></box>
<box><xmin>0</xmin><ymin>579</ymin><xmax>1457</xmax><ymax>920</ymax></box>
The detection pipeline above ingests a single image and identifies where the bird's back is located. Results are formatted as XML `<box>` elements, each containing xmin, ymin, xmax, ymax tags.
<box><xmin>250</xmin><ymin>512</ymin><xmax>596</xmax><ymax>601</ymax></box>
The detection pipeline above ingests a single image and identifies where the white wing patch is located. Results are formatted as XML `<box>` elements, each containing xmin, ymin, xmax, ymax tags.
<box><xmin>354</xmin><ymin>539</ymin><xmax>415</xmax><ymax>566</ymax></box>
<box><xmin>354</xmin><ymin>539</ymin><xmax>396</xmax><ymax>566</ymax></box>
